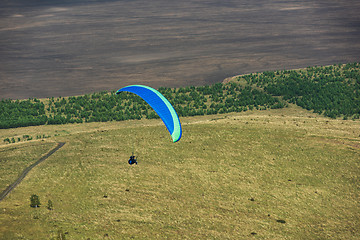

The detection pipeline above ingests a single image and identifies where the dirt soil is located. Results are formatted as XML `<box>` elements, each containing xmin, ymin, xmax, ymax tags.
<box><xmin>1</xmin><ymin>0</ymin><xmax>360</xmax><ymax>99</ymax></box>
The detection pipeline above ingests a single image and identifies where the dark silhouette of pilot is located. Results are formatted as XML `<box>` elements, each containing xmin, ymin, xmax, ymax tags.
<box><xmin>128</xmin><ymin>155</ymin><xmax>137</xmax><ymax>165</ymax></box>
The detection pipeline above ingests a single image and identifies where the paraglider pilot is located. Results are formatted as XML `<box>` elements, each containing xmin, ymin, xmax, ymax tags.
<box><xmin>128</xmin><ymin>154</ymin><xmax>137</xmax><ymax>165</ymax></box>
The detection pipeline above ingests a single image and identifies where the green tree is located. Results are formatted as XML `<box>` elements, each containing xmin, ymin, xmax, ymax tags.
<box><xmin>30</xmin><ymin>194</ymin><xmax>41</xmax><ymax>208</ymax></box>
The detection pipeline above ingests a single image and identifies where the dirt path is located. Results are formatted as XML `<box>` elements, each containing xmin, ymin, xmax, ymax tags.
<box><xmin>0</xmin><ymin>142</ymin><xmax>65</xmax><ymax>201</ymax></box>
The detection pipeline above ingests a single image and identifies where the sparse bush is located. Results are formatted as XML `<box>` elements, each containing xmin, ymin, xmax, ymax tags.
<box><xmin>56</xmin><ymin>229</ymin><xmax>66</xmax><ymax>240</ymax></box>
<box><xmin>47</xmin><ymin>200</ymin><xmax>53</xmax><ymax>210</ymax></box>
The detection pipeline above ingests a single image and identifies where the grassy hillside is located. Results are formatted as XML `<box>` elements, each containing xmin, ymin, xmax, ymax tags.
<box><xmin>1</xmin><ymin>106</ymin><xmax>359</xmax><ymax>239</ymax></box>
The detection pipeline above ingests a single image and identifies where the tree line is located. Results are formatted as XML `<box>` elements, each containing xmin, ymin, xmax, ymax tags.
<box><xmin>0</xmin><ymin>98</ymin><xmax>47</xmax><ymax>129</ymax></box>
<box><xmin>0</xmin><ymin>83</ymin><xmax>284</xmax><ymax>129</ymax></box>
<box><xmin>237</xmin><ymin>62</ymin><xmax>360</xmax><ymax>119</ymax></box>
<box><xmin>0</xmin><ymin>63</ymin><xmax>359</xmax><ymax>129</ymax></box>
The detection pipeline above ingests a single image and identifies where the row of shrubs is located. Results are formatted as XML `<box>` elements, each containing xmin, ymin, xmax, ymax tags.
<box><xmin>3</xmin><ymin>134</ymin><xmax>53</xmax><ymax>144</ymax></box>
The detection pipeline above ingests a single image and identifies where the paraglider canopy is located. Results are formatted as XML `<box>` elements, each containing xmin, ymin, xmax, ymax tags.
<box><xmin>116</xmin><ymin>85</ymin><xmax>182</xmax><ymax>142</ymax></box>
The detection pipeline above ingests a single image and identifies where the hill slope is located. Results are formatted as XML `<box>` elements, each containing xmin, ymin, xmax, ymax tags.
<box><xmin>1</xmin><ymin>107</ymin><xmax>359</xmax><ymax>239</ymax></box>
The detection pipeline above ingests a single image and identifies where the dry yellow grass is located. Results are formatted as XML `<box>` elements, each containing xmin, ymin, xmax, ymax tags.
<box><xmin>0</xmin><ymin>106</ymin><xmax>359</xmax><ymax>239</ymax></box>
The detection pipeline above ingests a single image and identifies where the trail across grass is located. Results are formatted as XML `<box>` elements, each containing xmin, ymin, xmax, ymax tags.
<box><xmin>0</xmin><ymin>142</ymin><xmax>65</xmax><ymax>201</ymax></box>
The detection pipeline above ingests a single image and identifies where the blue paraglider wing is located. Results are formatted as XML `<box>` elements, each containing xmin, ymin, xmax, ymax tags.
<box><xmin>116</xmin><ymin>85</ymin><xmax>182</xmax><ymax>142</ymax></box>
